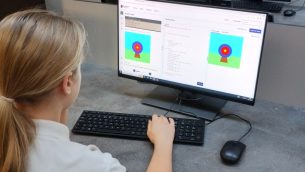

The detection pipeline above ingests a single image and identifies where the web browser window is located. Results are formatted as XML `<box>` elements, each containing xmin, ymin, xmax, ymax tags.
<box><xmin>118</xmin><ymin>0</ymin><xmax>267</xmax><ymax>101</ymax></box>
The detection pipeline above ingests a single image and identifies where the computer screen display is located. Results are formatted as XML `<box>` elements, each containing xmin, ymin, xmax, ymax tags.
<box><xmin>118</xmin><ymin>0</ymin><xmax>267</xmax><ymax>105</ymax></box>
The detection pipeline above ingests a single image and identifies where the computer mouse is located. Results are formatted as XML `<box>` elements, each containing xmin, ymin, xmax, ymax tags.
<box><xmin>220</xmin><ymin>140</ymin><xmax>246</xmax><ymax>164</ymax></box>
<box><xmin>283</xmin><ymin>10</ymin><xmax>296</xmax><ymax>17</ymax></box>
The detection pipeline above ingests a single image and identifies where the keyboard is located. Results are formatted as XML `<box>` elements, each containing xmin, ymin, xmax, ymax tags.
<box><xmin>72</xmin><ymin>110</ymin><xmax>205</xmax><ymax>145</ymax></box>
<box><xmin>232</xmin><ymin>1</ymin><xmax>283</xmax><ymax>13</ymax></box>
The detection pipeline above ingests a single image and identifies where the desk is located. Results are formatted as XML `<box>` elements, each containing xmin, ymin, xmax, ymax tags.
<box><xmin>68</xmin><ymin>63</ymin><xmax>305</xmax><ymax>172</ymax></box>
<box><xmin>72</xmin><ymin>0</ymin><xmax>305</xmax><ymax>27</ymax></box>
<box><xmin>58</xmin><ymin>0</ymin><xmax>305</xmax><ymax>27</ymax></box>
<box><xmin>273</xmin><ymin>4</ymin><xmax>305</xmax><ymax>26</ymax></box>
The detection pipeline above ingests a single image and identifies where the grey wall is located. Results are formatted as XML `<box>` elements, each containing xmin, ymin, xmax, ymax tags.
<box><xmin>46</xmin><ymin>0</ymin><xmax>305</xmax><ymax>108</ymax></box>
<box><xmin>46</xmin><ymin>0</ymin><xmax>117</xmax><ymax>66</ymax></box>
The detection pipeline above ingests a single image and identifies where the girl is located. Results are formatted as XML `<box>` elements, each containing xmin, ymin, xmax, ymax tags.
<box><xmin>0</xmin><ymin>10</ymin><xmax>175</xmax><ymax>172</ymax></box>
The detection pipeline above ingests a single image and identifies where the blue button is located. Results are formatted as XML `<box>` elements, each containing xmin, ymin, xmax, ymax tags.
<box><xmin>249</xmin><ymin>28</ymin><xmax>261</xmax><ymax>33</ymax></box>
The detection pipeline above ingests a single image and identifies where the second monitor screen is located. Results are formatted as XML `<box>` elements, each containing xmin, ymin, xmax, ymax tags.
<box><xmin>118</xmin><ymin>0</ymin><xmax>267</xmax><ymax>102</ymax></box>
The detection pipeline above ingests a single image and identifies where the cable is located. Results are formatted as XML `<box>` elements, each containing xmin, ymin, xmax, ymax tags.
<box><xmin>172</xmin><ymin>92</ymin><xmax>199</xmax><ymax>118</ymax></box>
<box><xmin>163</xmin><ymin>93</ymin><xmax>180</xmax><ymax>116</ymax></box>
<box><xmin>173</xmin><ymin>91</ymin><xmax>203</xmax><ymax>118</ymax></box>
<box><xmin>162</xmin><ymin>90</ymin><xmax>252</xmax><ymax>141</ymax></box>
<box><xmin>177</xmin><ymin>90</ymin><xmax>203</xmax><ymax>101</ymax></box>
<box><xmin>165</xmin><ymin>91</ymin><xmax>214</xmax><ymax>120</ymax></box>
<box><xmin>163</xmin><ymin>91</ymin><xmax>203</xmax><ymax>119</ymax></box>
<box><xmin>163</xmin><ymin>105</ymin><xmax>173</xmax><ymax>116</ymax></box>
<box><xmin>166</xmin><ymin>94</ymin><xmax>252</xmax><ymax>141</ymax></box>
<box><xmin>207</xmin><ymin>113</ymin><xmax>252</xmax><ymax>142</ymax></box>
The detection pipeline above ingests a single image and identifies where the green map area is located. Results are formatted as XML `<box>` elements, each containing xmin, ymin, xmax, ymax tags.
<box><xmin>208</xmin><ymin>53</ymin><xmax>241</xmax><ymax>69</ymax></box>
<box><xmin>125</xmin><ymin>49</ymin><xmax>150</xmax><ymax>63</ymax></box>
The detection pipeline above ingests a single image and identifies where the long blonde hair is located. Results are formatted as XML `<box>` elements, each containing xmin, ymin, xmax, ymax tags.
<box><xmin>0</xmin><ymin>10</ymin><xmax>86</xmax><ymax>172</ymax></box>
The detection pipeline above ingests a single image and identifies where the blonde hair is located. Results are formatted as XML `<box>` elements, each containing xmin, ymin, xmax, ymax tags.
<box><xmin>0</xmin><ymin>10</ymin><xmax>86</xmax><ymax>172</ymax></box>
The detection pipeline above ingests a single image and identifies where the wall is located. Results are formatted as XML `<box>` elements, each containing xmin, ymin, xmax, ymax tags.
<box><xmin>46</xmin><ymin>0</ymin><xmax>305</xmax><ymax>108</ymax></box>
<box><xmin>46</xmin><ymin>0</ymin><xmax>117</xmax><ymax>67</ymax></box>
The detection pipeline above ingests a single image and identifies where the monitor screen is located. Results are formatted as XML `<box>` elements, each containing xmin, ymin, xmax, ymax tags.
<box><xmin>118</xmin><ymin>0</ymin><xmax>267</xmax><ymax>105</ymax></box>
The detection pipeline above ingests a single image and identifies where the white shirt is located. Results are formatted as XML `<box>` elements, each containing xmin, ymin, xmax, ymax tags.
<box><xmin>27</xmin><ymin>120</ymin><xmax>126</xmax><ymax>172</ymax></box>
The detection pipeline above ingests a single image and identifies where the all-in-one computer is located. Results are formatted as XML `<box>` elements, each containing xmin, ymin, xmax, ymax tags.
<box><xmin>118</xmin><ymin>0</ymin><xmax>267</xmax><ymax>120</ymax></box>
<box><xmin>73</xmin><ymin>0</ymin><xmax>267</xmax><ymax>146</ymax></box>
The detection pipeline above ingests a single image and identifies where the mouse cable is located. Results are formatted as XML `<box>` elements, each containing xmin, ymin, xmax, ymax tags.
<box><xmin>206</xmin><ymin>113</ymin><xmax>252</xmax><ymax>142</ymax></box>
<box><xmin>177</xmin><ymin>90</ymin><xmax>203</xmax><ymax>101</ymax></box>
<box><xmin>163</xmin><ymin>90</ymin><xmax>202</xmax><ymax>117</ymax></box>
<box><xmin>163</xmin><ymin>92</ymin><xmax>204</xmax><ymax>121</ymax></box>
<box><xmin>163</xmin><ymin>92</ymin><xmax>180</xmax><ymax>116</ymax></box>
<box><xmin>166</xmin><ymin>92</ymin><xmax>202</xmax><ymax>118</ymax></box>
<box><xmin>162</xmin><ymin>94</ymin><xmax>252</xmax><ymax>141</ymax></box>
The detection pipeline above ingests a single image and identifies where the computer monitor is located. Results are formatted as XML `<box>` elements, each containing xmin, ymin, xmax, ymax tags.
<box><xmin>118</xmin><ymin>0</ymin><xmax>267</xmax><ymax>120</ymax></box>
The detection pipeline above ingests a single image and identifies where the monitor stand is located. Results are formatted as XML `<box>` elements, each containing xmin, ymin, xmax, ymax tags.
<box><xmin>141</xmin><ymin>86</ymin><xmax>226</xmax><ymax>121</ymax></box>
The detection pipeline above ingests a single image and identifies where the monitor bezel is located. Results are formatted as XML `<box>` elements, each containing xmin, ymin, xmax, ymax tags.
<box><xmin>117</xmin><ymin>0</ymin><xmax>268</xmax><ymax>105</ymax></box>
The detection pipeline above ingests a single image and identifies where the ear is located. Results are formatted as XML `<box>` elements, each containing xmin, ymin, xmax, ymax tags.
<box><xmin>61</xmin><ymin>72</ymin><xmax>74</xmax><ymax>95</ymax></box>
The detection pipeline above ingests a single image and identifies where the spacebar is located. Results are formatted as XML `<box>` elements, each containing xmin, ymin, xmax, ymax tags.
<box><xmin>90</xmin><ymin>129</ymin><xmax>148</xmax><ymax>138</ymax></box>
